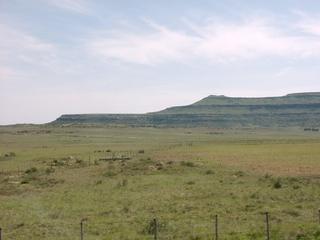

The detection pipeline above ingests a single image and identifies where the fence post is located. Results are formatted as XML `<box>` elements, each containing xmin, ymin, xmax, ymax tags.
<box><xmin>214</xmin><ymin>215</ymin><xmax>218</xmax><ymax>240</ymax></box>
<box><xmin>80</xmin><ymin>220</ymin><xmax>83</xmax><ymax>240</ymax></box>
<box><xmin>80</xmin><ymin>218</ymin><xmax>87</xmax><ymax>240</ymax></box>
<box><xmin>0</xmin><ymin>227</ymin><xmax>2</xmax><ymax>240</ymax></box>
<box><xmin>153</xmin><ymin>218</ymin><xmax>158</xmax><ymax>240</ymax></box>
<box><xmin>265</xmin><ymin>212</ymin><xmax>270</xmax><ymax>240</ymax></box>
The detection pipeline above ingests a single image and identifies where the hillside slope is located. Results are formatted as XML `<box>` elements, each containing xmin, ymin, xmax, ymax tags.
<box><xmin>53</xmin><ymin>93</ymin><xmax>320</xmax><ymax>128</ymax></box>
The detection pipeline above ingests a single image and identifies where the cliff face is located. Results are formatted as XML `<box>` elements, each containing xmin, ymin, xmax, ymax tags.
<box><xmin>53</xmin><ymin>93</ymin><xmax>320</xmax><ymax>128</ymax></box>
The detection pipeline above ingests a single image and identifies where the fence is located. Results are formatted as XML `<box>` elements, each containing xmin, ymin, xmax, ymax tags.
<box><xmin>1</xmin><ymin>210</ymin><xmax>320</xmax><ymax>239</ymax></box>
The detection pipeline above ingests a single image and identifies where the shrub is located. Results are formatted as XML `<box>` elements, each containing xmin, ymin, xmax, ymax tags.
<box><xmin>234</xmin><ymin>171</ymin><xmax>245</xmax><ymax>177</ymax></box>
<box><xmin>51</xmin><ymin>159</ymin><xmax>65</xmax><ymax>166</ymax></box>
<box><xmin>75</xmin><ymin>159</ymin><xmax>83</xmax><ymax>164</ymax></box>
<box><xmin>313</xmin><ymin>230</ymin><xmax>320</xmax><ymax>239</ymax></box>
<box><xmin>103</xmin><ymin>171</ymin><xmax>117</xmax><ymax>177</ymax></box>
<box><xmin>205</xmin><ymin>170</ymin><xmax>214</xmax><ymax>175</ymax></box>
<box><xmin>293</xmin><ymin>184</ymin><xmax>300</xmax><ymax>190</ymax></box>
<box><xmin>3</xmin><ymin>152</ymin><xmax>16</xmax><ymax>158</ymax></box>
<box><xmin>186</xmin><ymin>181</ymin><xmax>195</xmax><ymax>185</ymax></box>
<box><xmin>264</xmin><ymin>173</ymin><xmax>272</xmax><ymax>179</ymax></box>
<box><xmin>180</xmin><ymin>161</ymin><xmax>196</xmax><ymax>167</ymax></box>
<box><xmin>95</xmin><ymin>180</ymin><xmax>102</xmax><ymax>185</ymax></box>
<box><xmin>122</xmin><ymin>206</ymin><xmax>130</xmax><ymax>213</ymax></box>
<box><xmin>273</xmin><ymin>178</ymin><xmax>282</xmax><ymax>189</ymax></box>
<box><xmin>25</xmin><ymin>167</ymin><xmax>38</xmax><ymax>174</ymax></box>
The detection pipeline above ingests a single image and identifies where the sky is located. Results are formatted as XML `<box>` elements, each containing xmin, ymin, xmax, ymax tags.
<box><xmin>1</xmin><ymin>0</ymin><xmax>320</xmax><ymax>124</ymax></box>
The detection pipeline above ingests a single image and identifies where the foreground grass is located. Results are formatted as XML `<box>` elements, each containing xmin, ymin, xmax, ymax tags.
<box><xmin>0</xmin><ymin>125</ymin><xmax>320</xmax><ymax>239</ymax></box>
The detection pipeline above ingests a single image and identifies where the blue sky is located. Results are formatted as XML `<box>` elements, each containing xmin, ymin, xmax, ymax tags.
<box><xmin>1</xmin><ymin>0</ymin><xmax>320</xmax><ymax>124</ymax></box>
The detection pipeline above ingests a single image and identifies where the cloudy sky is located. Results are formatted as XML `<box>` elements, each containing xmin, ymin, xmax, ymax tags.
<box><xmin>1</xmin><ymin>0</ymin><xmax>320</xmax><ymax>124</ymax></box>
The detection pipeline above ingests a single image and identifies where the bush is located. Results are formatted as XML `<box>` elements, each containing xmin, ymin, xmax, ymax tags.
<box><xmin>273</xmin><ymin>178</ymin><xmax>282</xmax><ymax>189</ymax></box>
<box><xmin>180</xmin><ymin>161</ymin><xmax>196</xmax><ymax>167</ymax></box>
<box><xmin>20</xmin><ymin>180</ymin><xmax>29</xmax><ymax>184</ymax></box>
<box><xmin>95</xmin><ymin>180</ymin><xmax>102</xmax><ymax>185</ymax></box>
<box><xmin>75</xmin><ymin>159</ymin><xmax>83</xmax><ymax>164</ymax></box>
<box><xmin>293</xmin><ymin>184</ymin><xmax>300</xmax><ymax>189</ymax></box>
<box><xmin>205</xmin><ymin>170</ymin><xmax>214</xmax><ymax>175</ymax></box>
<box><xmin>186</xmin><ymin>181</ymin><xmax>195</xmax><ymax>185</ymax></box>
<box><xmin>234</xmin><ymin>171</ymin><xmax>245</xmax><ymax>177</ymax></box>
<box><xmin>103</xmin><ymin>171</ymin><xmax>117</xmax><ymax>177</ymax></box>
<box><xmin>3</xmin><ymin>152</ymin><xmax>16</xmax><ymax>158</ymax></box>
<box><xmin>25</xmin><ymin>167</ymin><xmax>38</xmax><ymax>174</ymax></box>
<box><xmin>264</xmin><ymin>173</ymin><xmax>272</xmax><ymax>179</ymax></box>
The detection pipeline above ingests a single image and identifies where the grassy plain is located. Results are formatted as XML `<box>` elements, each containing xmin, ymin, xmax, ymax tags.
<box><xmin>0</xmin><ymin>125</ymin><xmax>320</xmax><ymax>239</ymax></box>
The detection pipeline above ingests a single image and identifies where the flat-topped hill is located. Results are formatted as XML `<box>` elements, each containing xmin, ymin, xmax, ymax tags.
<box><xmin>193</xmin><ymin>92</ymin><xmax>320</xmax><ymax>106</ymax></box>
<box><xmin>53</xmin><ymin>92</ymin><xmax>320</xmax><ymax>128</ymax></box>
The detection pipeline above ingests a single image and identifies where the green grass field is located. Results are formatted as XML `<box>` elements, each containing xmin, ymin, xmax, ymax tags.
<box><xmin>1</xmin><ymin>125</ymin><xmax>320</xmax><ymax>239</ymax></box>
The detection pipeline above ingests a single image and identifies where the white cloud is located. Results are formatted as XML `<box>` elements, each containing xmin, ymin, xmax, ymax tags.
<box><xmin>45</xmin><ymin>0</ymin><xmax>90</xmax><ymax>15</ymax></box>
<box><xmin>296</xmin><ymin>14</ymin><xmax>320</xmax><ymax>36</ymax></box>
<box><xmin>88</xmin><ymin>23</ymin><xmax>197</xmax><ymax>65</ymax></box>
<box><xmin>0</xmin><ymin>23</ymin><xmax>97</xmax><ymax>82</ymax></box>
<box><xmin>0</xmin><ymin>24</ymin><xmax>56</xmax><ymax>65</ymax></box>
<box><xmin>87</xmin><ymin>18</ymin><xmax>320</xmax><ymax>65</ymax></box>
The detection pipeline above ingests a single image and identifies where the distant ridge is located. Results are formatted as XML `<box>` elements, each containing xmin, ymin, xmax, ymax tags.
<box><xmin>53</xmin><ymin>92</ymin><xmax>320</xmax><ymax>128</ymax></box>
<box><xmin>286</xmin><ymin>92</ymin><xmax>320</xmax><ymax>96</ymax></box>
<box><xmin>187</xmin><ymin>92</ymin><xmax>320</xmax><ymax>106</ymax></box>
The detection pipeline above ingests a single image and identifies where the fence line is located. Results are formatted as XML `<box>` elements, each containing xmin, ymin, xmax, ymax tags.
<box><xmin>1</xmin><ymin>210</ymin><xmax>320</xmax><ymax>239</ymax></box>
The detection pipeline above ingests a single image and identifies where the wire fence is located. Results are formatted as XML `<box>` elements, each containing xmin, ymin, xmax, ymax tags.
<box><xmin>1</xmin><ymin>210</ymin><xmax>320</xmax><ymax>239</ymax></box>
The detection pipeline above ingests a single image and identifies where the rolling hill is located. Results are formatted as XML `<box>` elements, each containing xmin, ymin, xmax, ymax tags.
<box><xmin>53</xmin><ymin>92</ymin><xmax>320</xmax><ymax>128</ymax></box>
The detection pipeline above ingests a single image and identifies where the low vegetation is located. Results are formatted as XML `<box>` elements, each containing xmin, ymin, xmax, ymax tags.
<box><xmin>0</xmin><ymin>125</ymin><xmax>320</xmax><ymax>239</ymax></box>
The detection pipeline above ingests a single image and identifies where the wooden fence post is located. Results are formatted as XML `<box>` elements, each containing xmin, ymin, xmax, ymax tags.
<box><xmin>318</xmin><ymin>209</ymin><xmax>320</xmax><ymax>224</ymax></box>
<box><xmin>153</xmin><ymin>218</ymin><xmax>158</xmax><ymax>240</ymax></box>
<box><xmin>0</xmin><ymin>227</ymin><xmax>2</xmax><ymax>240</ymax></box>
<box><xmin>265</xmin><ymin>212</ymin><xmax>270</xmax><ymax>240</ymax></box>
<box><xmin>80</xmin><ymin>220</ymin><xmax>84</xmax><ymax>240</ymax></box>
<box><xmin>80</xmin><ymin>218</ymin><xmax>87</xmax><ymax>240</ymax></box>
<box><xmin>214</xmin><ymin>215</ymin><xmax>218</xmax><ymax>240</ymax></box>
